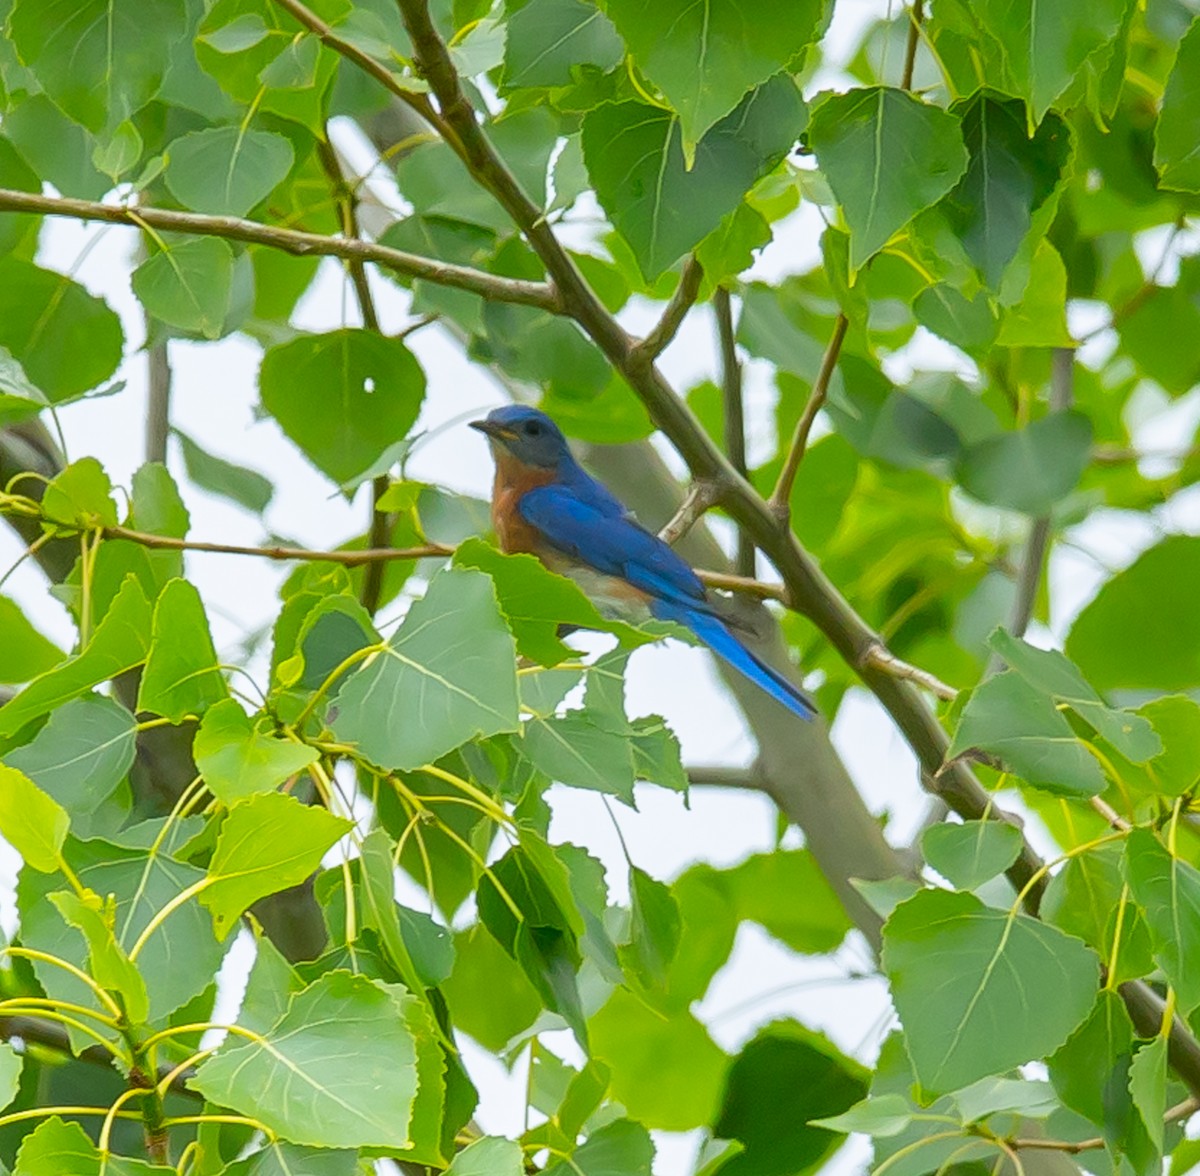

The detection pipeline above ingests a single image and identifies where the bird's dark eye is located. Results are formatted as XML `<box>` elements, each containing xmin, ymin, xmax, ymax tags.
<box><xmin>525</xmin><ymin>421</ymin><xmax>542</xmax><ymax>435</ymax></box>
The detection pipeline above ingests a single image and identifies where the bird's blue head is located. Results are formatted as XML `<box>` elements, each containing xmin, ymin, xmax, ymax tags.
<box><xmin>469</xmin><ymin>406</ymin><xmax>571</xmax><ymax>469</ymax></box>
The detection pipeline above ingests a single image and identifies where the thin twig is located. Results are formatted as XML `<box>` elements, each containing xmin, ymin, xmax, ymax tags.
<box><xmin>769</xmin><ymin>314</ymin><xmax>848</xmax><ymax>520</ymax></box>
<box><xmin>637</xmin><ymin>256</ymin><xmax>703</xmax><ymax>360</ymax></box>
<box><xmin>685</xmin><ymin>764</ymin><xmax>764</xmax><ymax>790</ymax></box>
<box><xmin>658</xmin><ymin>481</ymin><xmax>721</xmax><ymax>547</ymax></box>
<box><xmin>101</xmin><ymin>526</ymin><xmax>453</xmax><ymax>564</ymax></box>
<box><xmin>715</xmin><ymin>286</ymin><xmax>756</xmax><ymax>577</ymax></box>
<box><xmin>0</xmin><ymin>188</ymin><xmax>558</xmax><ymax>311</ymax></box>
<box><xmin>1090</xmin><ymin>795</ymin><xmax>1132</xmax><ymax>831</ymax></box>
<box><xmin>316</xmin><ymin>132</ymin><xmax>391</xmax><ymax>616</ymax></box>
<box><xmin>861</xmin><ymin>644</ymin><xmax>958</xmax><ymax>702</ymax></box>
<box><xmin>695</xmin><ymin>569</ymin><xmax>787</xmax><ymax>603</ymax></box>
<box><xmin>900</xmin><ymin>0</ymin><xmax>926</xmax><ymax>91</ymax></box>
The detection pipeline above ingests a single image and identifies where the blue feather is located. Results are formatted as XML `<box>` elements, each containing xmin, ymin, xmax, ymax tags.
<box><xmin>519</xmin><ymin>480</ymin><xmax>816</xmax><ymax>721</ymax></box>
<box><xmin>652</xmin><ymin>599</ymin><xmax>817</xmax><ymax>720</ymax></box>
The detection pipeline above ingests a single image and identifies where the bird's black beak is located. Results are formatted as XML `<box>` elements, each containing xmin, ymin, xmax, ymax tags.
<box><xmin>470</xmin><ymin>419</ymin><xmax>519</xmax><ymax>442</ymax></box>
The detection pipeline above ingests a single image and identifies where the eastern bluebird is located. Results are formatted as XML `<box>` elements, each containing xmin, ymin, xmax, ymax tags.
<box><xmin>470</xmin><ymin>405</ymin><xmax>816</xmax><ymax>720</ymax></box>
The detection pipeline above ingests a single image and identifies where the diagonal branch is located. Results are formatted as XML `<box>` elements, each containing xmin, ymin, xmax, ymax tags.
<box><xmin>636</xmin><ymin>256</ymin><xmax>703</xmax><ymax>361</ymax></box>
<box><xmin>0</xmin><ymin>189</ymin><xmax>558</xmax><ymax>311</ymax></box>
<box><xmin>769</xmin><ymin>313</ymin><xmax>848</xmax><ymax>519</ymax></box>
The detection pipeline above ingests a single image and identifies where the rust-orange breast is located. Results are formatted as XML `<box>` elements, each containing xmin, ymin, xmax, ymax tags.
<box><xmin>490</xmin><ymin>451</ymin><xmax>558</xmax><ymax>557</ymax></box>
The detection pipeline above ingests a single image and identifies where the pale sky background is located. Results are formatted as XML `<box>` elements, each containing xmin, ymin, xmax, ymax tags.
<box><xmin>1</xmin><ymin>0</ymin><xmax>1199</xmax><ymax>1170</ymax></box>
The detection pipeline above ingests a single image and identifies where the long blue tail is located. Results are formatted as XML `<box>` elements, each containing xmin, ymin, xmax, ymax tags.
<box><xmin>653</xmin><ymin>601</ymin><xmax>816</xmax><ymax>720</ymax></box>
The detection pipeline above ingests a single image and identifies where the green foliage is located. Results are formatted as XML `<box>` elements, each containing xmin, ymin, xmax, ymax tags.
<box><xmin>0</xmin><ymin>0</ymin><xmax>1196</xmax><ymax>1170</ymax></box>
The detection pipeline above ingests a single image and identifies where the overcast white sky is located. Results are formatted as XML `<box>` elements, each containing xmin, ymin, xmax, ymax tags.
<box><xmin>2</xmin><ymin>0</ymin><xmax>1199</xmax><ymax>1170</ymax></box>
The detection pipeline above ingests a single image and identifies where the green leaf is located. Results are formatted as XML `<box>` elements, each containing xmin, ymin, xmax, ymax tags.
<box><xmin>8</xmin><ymin>0</ymin><xmax>189</xmax><ymax>133</ymax></box>
<box><xmin>808</xmin><ymin>87</ymin><xmax>967</xmax><ymax>270</ymax></box>
<box><xmin>477</xmin><ymin>839</ymin><xmax>586</xmax><ymax>1045</ymax></box>
<box><xmin>987</xmin><ymin>629</ymin><xmax>1161</xmax><ymax>761</ymax></box>
<box><xmin>0</xmin><ymin>575</ymin><xmax>152</xmax><ymax>739</ymax></box>
<box><xmin>1067</xmin><ymin>536</ymin><xmax>1200</xmax><ymax>693</ymax></box>
<box><xmin>582</xmin><ymin>77</ymin><xmax>806</xmax><ymax>280</ymax></box>
<box><xmin>5</xmin><ymin>695</ymin><xmax>137</xmax><ymax>814</ymax></box>
<box><xmin>522</xmin><ymin>712</ymin><xmax>636</xmax><ymax>803</ymax></box>
<box><xmin>1129</xmin><ymin>1034</ymin><xmax>1168</xmax><ymax>1158</ymax></box>
<box><xmin>201</xmin><ymin>791</ymin><xmax>353</xmax><ymax>938</ymax></box>
<box><xmin>193</xmin><ymin>699</ymin><xmax>318</xmax><ymax>804</ymax></box>
<box><xmin>0</xmin><ymin>764</ymin><xmax>68</xmax><ymax>872</ymax></box>
<box><xmin>995</xmin><ymin>239</ymin><xmax>1074</xmax><ymax>347</ymax></box>
<box><xmin>174</xmin><ymin>428</ymin><xmax>274</xmax><ymax>513</ymax></box>
<box><xmin>330</xmin><ymin>568</ymin><xmax>519</xmax><ymax>770</ymax></box>
<box><xmin>196</xmin><ymin>0</ymin><xmax>344</xmax><ymax>133</ymax></box>
<box><xmin>92</xmin><ymin>119</ymin><xmax>143</xmax><ymax>180</ymax></box>
<box><xmin>191</xmin><ymin>971</ymin><xmax>420</xmax><ymax>1149</ymax></box>
<box><xmin>132</xmin><ymin>235</ymin><xmax>234</xmax><ymax>340</ymax></box>
<box><xmin>0</xmin><ymin>142</ymin><xmax>43</xmax><ymax>261</ymax></box>
<box><xmin>41</xmin><ymin>457</ymin><xmax>119</xmax><ymax>531</ymax></box>
<box><xmin>441</xmin><ymin>924</ymin><xmax>542</xmax><ymax>1051</ymax></box>
<box><xmin>921</xmin><ymin>820</ymin><xmax>1024</xmax><ymax>890</ymax></box>
<box><xmin>1154</xmin><ymin>17</ymin><xmax>1200</xmax><ymax>192</ymax></box>
<box><xmin>357</xmin><ymin>827</ymin><xmax>447</xmax><ymax>994</ymax></box>
<box><xmin>0</xmin><ymin>1042</ymin><xmax>20</xmax><ymax>1115</ymax></box>
<box><xmin>446</xmin><ymin>1136</ymin><xmax>524</xmax><ymax>1176</ymax></box>
<box><xmin>722</xmin><ymin>850</ymin><xmax>852</xmax><ymax>954</ymax></box>
<box><xmin>588</xmin><ymin>987</ymin><xmax>726</xmax><ymax>1130</ymax></box>
<box><xmin>975</xmin><ymin>0</ymin><xmax>1135</xmax><ymax>123</ymax></box>
<box><xmin>1048</xmin><ymin>988</ymin><xmax>1135</xmax><ymax>1125</ymax></box>
<box><xmin>621</xmin><ymin>866</ymin><xmax>680</xmax><ymax>988</ymax></box>
<box><xmin>13</xmin><ymin>1116</ymin><xmax>173</xmax><ymax>1175</ymax></box>
<box><xmin>0</xmin><ymin>595</ymin><xmax>64</xmax><ymax>684</ymax></box>
<box><xmin>957</xmin><ymin>411</ymin><xmax>1091</xmax><ymax>515</ymax></box>
<box><xmin>0</xmin><ymin>259</ymin><xmax>123</xmax><ymax>403</ymax></box>
<box><xmin>882</xmin><ymin>888</ymin><xmax>1099</xmax><ymax>1094</ymax></box>
<box><xmin>811</xmin><ymin>1093</ymin><xmax>914</xmax><ymax>1138</ymax></box>
<box><xmin>949</xmin><ymin>671</ymin><xmax>1104</xmax><ymax>796</ymax></box>
<box><xmin>500</xmin><ymin>0</ymin><xmax>623</xmax><ymax>90</ymax></box>
<box><xmin>604</xmin><ymin>0</ymin><xmax>823</xmax><ymax>152</ymax></box>
<box><xmin>454</xmin><ymin>538</ymin><xmax>646</xmax><ymax>665</ymax></box>
<box><xmin>713</xmin><ymin>1021</ymin><xmax>869</xmax><ymax>1173</ymax></box>
<box><xmin>19</xmin><ymin>836</ymin><xmax>223</xmax><ymax>1030</ymax></box>
<box><xmin>913</xmin><ymin>284</ymin><xmax>998</xmax><ymax>355</ymax></box>
<box><xmin>543</xmin><ymin>1119</ymin><xmax>654</xmax><ymax>1176</ymax></box>
<box><xmin>940</xmin><ymin>92</ymin><xmax>1070</xmax><ymax>289</ymax></box>
<box><xmin>48</xmin><ymin>890</ymin><xmax>149</xmax><ymax>1023</ymax></box>
<box><xmin>1123</xmin><ymin>827</ymin><xmax>1200</xmax><ymax>1014</ymax></box>
<box><xmin>0</xmin><ymin>346</ymin><xmax>48</xmax><ymax>426</ymax></box>
<box><xmin>224</xmin><ymin>1142</ymin><xmax>359</xmax><ymax>1176</ymax></box>
<box><xmin>164</xmin><ymin>126</ymin><xmax>294</xmax><ymax>217</ymax></box>
<box><xmin>260</xmin><ymin>329</ymin><xmax>426</xmax><ymax>485</ymax></box>
<box><xmin>137</xmin><ymin>579</ymin><xmax>228</xmax><ymax>721</ymax></box>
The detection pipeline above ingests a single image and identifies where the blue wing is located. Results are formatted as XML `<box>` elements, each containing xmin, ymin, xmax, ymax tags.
<box><xmin>519</xmin><ymin>482</ymin><xmax>815</xmax><ymax>720</ymax></box>
<box><xmin>518</xmin><ymin>482</ymin><xmax>706</xmax><ymax>609</ymax></box>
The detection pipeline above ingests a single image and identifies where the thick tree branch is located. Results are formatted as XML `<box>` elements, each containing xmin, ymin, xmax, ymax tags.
<box><xmin>770</xmin><ymin>313</ymin><xmax>848</xmax><ymax>519</ymax></box>
<box><xmin>636</xmin><ymin>257</ymin><xmax>703</xmax><ymax>361</ymax></box>
<box><xmin>861</xmin><ymin>643</ymin><xmax>958</xmax><ymax>702</ymax></box>
<box><xmin>715</xmin><ymin>287</ymin><xmax>756</xmax><ymax>577</ymax></box>
<box><xmin>0</xmin><ymin>189</ymin><xmax>558</xmax><ymax>311</ymax></box>
<box><xmin>145</xmin><ymin>341</ymin><xmax>172</xmax><ymax>467</ymax></box>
